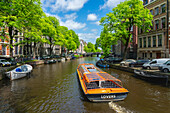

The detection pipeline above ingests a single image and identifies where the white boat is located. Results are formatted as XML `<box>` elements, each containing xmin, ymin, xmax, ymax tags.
<box><xmin>6</xmin><ymin>64</ymin><xmax>33</xmax><ymax>80</ymax></box>
<box><xmin>61</xmin><ymin>58</ymin><xmax>65</xmax><ymax>62</ymax></box>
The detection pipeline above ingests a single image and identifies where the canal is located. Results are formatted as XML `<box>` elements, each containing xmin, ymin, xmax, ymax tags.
<box><xmin>0</xmin><ymin>57</ymin><xmax>170</xmax><ymax>113</ymax></box>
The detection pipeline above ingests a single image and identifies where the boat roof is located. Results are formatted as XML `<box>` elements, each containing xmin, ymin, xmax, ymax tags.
<box><xmin>85</xmin><ymin>72</ymin><xmax>121</xmax><ymax>83</ymax></box>
<box><xmin>78</xmin><ymin>63</ymin><xmax>121</xmax><ymax>83</ymax></box>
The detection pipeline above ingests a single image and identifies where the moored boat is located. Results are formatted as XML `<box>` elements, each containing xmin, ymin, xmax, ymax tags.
<box><xmin>96</xmin><ymin>60</ymin><xmax>109</xmax><ymax>68</ymax></box>
<box><xmin>6</xmin><ymin>64</ymin><xmax>33</xmax><ymax>80</ymax></box>
<box><xmin>77</xmin><ymin>63</ymin><xmax>129</xmax><ymax>102</ymax></box>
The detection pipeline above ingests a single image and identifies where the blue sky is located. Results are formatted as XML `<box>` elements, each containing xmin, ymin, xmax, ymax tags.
<box><xmin>41</xmin><ymin>0</ymin><xmax>126</xmax><ymax>44</ymax></box>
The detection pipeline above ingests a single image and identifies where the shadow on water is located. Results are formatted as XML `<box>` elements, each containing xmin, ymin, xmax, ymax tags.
<box><xmin>132</xmin><ymin>74</ymin><xmax>170</xmax><ymax>88</ymax></box>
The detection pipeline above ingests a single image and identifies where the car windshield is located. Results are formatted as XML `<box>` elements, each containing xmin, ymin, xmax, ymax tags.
<box><xmin>1</xmin><ymin>60</ymin><xmax>8</xmax><ymax>62</ymax></box>
<box><xmin>164</xmin><ymin>60</ymin><xmax>170</xmax><ymax>64</ymax></box>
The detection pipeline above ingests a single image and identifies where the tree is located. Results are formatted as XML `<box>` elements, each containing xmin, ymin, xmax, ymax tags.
<box><xmin>100</xmin><ymin>0</ymin><xmax>153</xmax><ymax>59</ymax></box>
<box><xmin>95</xmin><ymin>38</ymin><xmax>101</xmax><ymax>50</ymax></box>
<box><xmin>100</xmin><ymin>27</ymin><xmax>116</xmax><ymax>56</ymax></box>
<box><xmin>84</xmin><ymin>42</ymin><xmax>96</xmax><ymax>53</ymax></box>
<box><xmin>0</xmin><ymin>0</ymin><xmax>44</xmax><ymax>57</ymax></box>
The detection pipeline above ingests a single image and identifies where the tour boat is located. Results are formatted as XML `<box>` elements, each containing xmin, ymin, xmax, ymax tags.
<box><xmin>6</xmin><ymin>64</ymin><xmax>33</xmax><ymax>80</ymax></box>
<box><xmin>76</xmin><ymin>63</ymin><xmax>129</xmax><ymax>102</ymax></box>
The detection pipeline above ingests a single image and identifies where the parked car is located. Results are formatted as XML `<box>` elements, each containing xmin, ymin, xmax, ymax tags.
<box><xmin>129</xmin><ymin>59</ymin><xmax>150</xmax><ymax>67</ymax></box>
<box><xmin>106</xmin><ymin>57</ymin><xmax>115</xmax><ymax>63</ymax></box>
<box><xmin>0</xmin><ymin>59</ymin><xmax>11</xmax><ymax>67</ymax></box>
<box><xmin>159</xmin><ymin>60</ymin><xmax>170</xmax><ymax>72</ymax></box>
<box><xmin>143</xmin><ymin>58</ymin><xmax>170</xmax><ymax>69</ymax></box>
<box><xmin>8</xmin><ymin>58</ymin><xmax>17</xmax><ymax>65</ymax></box>
<box><xmin>105</xmin><ymin>57</ymin><xmax>123</xmax><ymax>63</ymax></box>
<box><xmin>120</xmin><ymin>59</ymin><xmax>136</xmax><ymax>66</ymax></box>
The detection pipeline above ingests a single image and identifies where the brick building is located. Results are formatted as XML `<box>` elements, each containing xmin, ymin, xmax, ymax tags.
<box><xmin>0</xmin><ymin>27</ymin><xmax>10</xmax><ymax>57</ymax></box>
<box><xmin>112</xmin><ymin>25</ymin><xmax>138</xmax><ymax>59</ymax></box>
<box><xmin>138</xmin><ymin>0</ymin><xmax>170</xmax><ymax>59</ymax></box>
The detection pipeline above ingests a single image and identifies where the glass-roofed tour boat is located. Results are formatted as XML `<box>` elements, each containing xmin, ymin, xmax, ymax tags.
<box><xmin>77</xmin><ymin>63</ymin><xmax>129</xmax><ymax>102</ymax></box>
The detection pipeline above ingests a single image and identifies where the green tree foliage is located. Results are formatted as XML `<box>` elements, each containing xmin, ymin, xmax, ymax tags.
<box><xmin>99</xmin><ymin>27</ymin><xmax>116</xmax><ymax>56</ymax></box>
<box><xmin>100</xmin><ymin>0</ymin><xmax>153</xmax><ymax>59</ymax></box>
<box><xmin>84</xmin><ymin>42</ymin><xmax>96</xmax><ymax>53</ymax></box>
<box><xmin>0</xmin><ymin>0</ymin><xmax>80</xmax><ymax>57</ymax></box>
<box><xmin>95</xmin><ymin>38</ymin><xmax>101</xmax><ymax>50</ymax></box>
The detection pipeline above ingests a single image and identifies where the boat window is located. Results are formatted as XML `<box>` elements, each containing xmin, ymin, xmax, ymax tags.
<box><xmin>100</xmin><ymin>81</ymin><xmax>120</xmax><ymax>88</ymax></box>
<box><xmin>86</xmin><ymin>81</ymin><xmax>100</xmax><ymax>89</ymax></box>
<box><xmin>88</xmin><ymin>69</ymin><xmax>100</xmax><ymax>72</ymax></box>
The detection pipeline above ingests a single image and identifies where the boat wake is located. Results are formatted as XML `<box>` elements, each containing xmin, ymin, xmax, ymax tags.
<box><xmin>108</xmin><ymin>102</ymin><xmax>133</xmax><ymax>113</ymax></box>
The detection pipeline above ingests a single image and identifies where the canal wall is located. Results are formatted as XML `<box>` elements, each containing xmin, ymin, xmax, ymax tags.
<box><xmin>0</xmin><ymin>60</ymin><xmax>45</xmax><ymax>80</ymax></box>
<box><xmin>105</xmin><ymin>62</ymin><xmax>170</xmax><ymax>85</ymax></box>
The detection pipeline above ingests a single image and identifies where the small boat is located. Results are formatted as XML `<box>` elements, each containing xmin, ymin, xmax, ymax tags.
<box><xmin>134</xmin><ymin>69</ymin><xmax>168</xmax><ymax>79</ymax></box>
<box><xmin>6</xmin><ymin>64</ymin><xmax>33</xmax><ymax>80</ymax></box>
<box><xmin>76</xmin><ymin>63</ymin><xmax>129</xmax><ymax>102</ymax></box>
<box><xmin>96</xmin><ymin>60</ymin><xmax>109</xmax><ymax>68</ymax></box>
<box><xmin>44</xmin><ymin>59</ymin><xmax>57</xmax><ymax>64</ymax></box>
<box><xmin>61</xmin><ymin>57</ymin><xmax>65</xmax><ymax>62</ymax></box>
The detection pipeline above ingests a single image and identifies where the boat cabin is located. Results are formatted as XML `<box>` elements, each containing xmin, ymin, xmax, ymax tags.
<box><xmin>78</xmin><ymin>64</ymin><xmax>123</xmax><ymax>90</ymax></box>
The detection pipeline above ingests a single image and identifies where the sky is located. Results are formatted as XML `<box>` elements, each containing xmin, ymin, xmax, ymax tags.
<box><xmin>41</xmin><ymin>0</ymin><xmax>126</xmax><ymax>44</ymax></box>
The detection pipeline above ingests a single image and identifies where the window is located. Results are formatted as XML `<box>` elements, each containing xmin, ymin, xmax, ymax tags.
<box><xmin>161</xmin><ymin>4</ymin><xmax>166</xmax><ymax>13</ymax></box>
<box><xmin>144</xmin><ymin>37</ymin><xmax>146</xmax><ymax>47</ymax></box>
<box><xmin>150</xmin><ymin>53</ymin><xmax>152</xmax><ymax>58</ymax></box>
<box><xmin>155</xmin><ymin>20</ymin><xmax>159</xmax><ymax>30</ymax></box>
<box><xmin>143</xmin><ymin>0</ymin><xmax>148</xmax><ymax>5</ymax></box>
<box><xmin>155</xmin><ymin>7</ymin><xmax>159</xmax><ymax>16</ymax></box>
<box><xmin>2</xmin><ymin>46</ymin><xmax>6</xmax><ymax>55</ymax></box>
<box><xmin>161</xmin><ymin>18</ymin><xmax>165</xmax><ymax>28</ymax></box>
<box><xmin>153</xmin><ymin>36</ymin><xmax>156</xmax><ymax>47</ymax></box>
<box><xmin>15</xmin><ymin>46</ymin><xmax>18</xmax><ymax>55</ymax></box>
<box><xmin>145</xmin><ymin>53</ymin><xmax>147</xmax><ymax>58</ymax></box>
<box><xmin>130</xmin><ymin>26</ymin><xmax>133</xmax><ymax>31</ymax></box>
<box><xmin>19</xmin><ymin>46</ymin><xmax>22</xmax><ymax>54</ymax></box>
<box><xmin>15</xmin><ymin>37</ymin><xmax>18</xmax><ymax>42</ymax></box>
<box><xmin>150</xmin><ymin>9</ymin><xmax>153</xmax><ymax>15</ymax></box>
<box><xmin>151</xmin><ymin>21</ymin><xmax>153</xmax><ymax>30</ymax></box>
<box><xmin>139</xmin><ymin>38</ymin><xmax>142</xmax><ymax>48</ymax></box>
<box><xmin>158</xmin><ymin>35</ymin><xmax>162</xmax><ymax>47</ymax></box>
<box><xmin>143</xmin><ymin>53</ymin><xmax>144</xmax><ymax>58</ymax></box>
<box><xmin>148</xmin><ymin>36</ymin><xmax>151</xmax><ymax>47</ymax></box>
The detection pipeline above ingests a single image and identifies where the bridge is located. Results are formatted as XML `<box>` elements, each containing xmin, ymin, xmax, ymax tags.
<box><xmin>82</xmin><ymin>52</ymin><xmax>103</xmax><ymax>57</ymax></box>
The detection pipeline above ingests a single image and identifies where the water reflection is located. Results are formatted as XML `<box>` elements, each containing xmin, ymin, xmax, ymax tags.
<box><xmin>0</xmin><ymin>57</ymin><xmax>170</xmax><ymax>113</ymax></box>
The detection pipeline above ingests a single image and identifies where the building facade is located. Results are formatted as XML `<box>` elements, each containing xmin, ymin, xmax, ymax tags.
<box><xmin>12</xmin><ymin>29</ymin><xmax>24</xmax><ymax>57</ymax></box>
<box><xmin>112</xmin><ymin>25</ymin><xmax>138</xmax><ymax>59</ymax></box>
<box><xmin>138</xmin><ymin>0</ymin><xmax>170</xmax><ymax>59</ymax></box>
<box><xmin>0</xmin><ymin>27</ymin><xmax>10</xmax><ymax>57</ymax></box>
<box><xmin>77</xmin><ymin>39</ymin><xmax>86</xmax><ymax>54</ymax></box>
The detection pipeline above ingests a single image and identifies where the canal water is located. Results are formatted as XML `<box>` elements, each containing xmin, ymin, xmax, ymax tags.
<box><xmin>0</xmin><ymin>57</ymin><xmax>170</xmax><ymax>113</ymax></box>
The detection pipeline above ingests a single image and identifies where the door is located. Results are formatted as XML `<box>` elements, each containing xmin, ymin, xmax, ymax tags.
<box><xmin>150</xmin><ymin>60</ymin><xmax>158</xmax><ymax>69</ymax></box>
<box><xmin>156</xmin><ymin>53</ymin><xmax>161</xmax><ymax>59</ymax></box>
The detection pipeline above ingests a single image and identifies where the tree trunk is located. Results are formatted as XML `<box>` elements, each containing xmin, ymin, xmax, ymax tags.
<box><xmin>9</xmin><ymin>26</ymin><xmax>13</xmax><ymax>57</ymax></box>
<box><xmin>33</xmin><ymin>42</ymin><xmax>36</xmax><ymax>58</ymax></box>
<box><xmin>123</xmin><ymin>39</ymin><xmax>129</xmax><ymax>60</ymax></box>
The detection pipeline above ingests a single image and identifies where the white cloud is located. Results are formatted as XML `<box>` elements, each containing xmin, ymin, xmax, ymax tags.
<box><xmin>78</xmin><ymin>33</ymin><xmax>99</xmax><ymax>44</ymax></box>
<box><xmin>83</xmin><ymin>28</ymin><xmax>88</xmax><ymax>31</ymax></box>
<box><xmin>87</xmin><ymin>14</ymin><xmax>97</xmax><ymax>21</ymax></box>
<box><xmin>100</xmin><ymin>0</ymin><xmax>125</xmax><ymax>10</ymax></box>
<box><xmin>60</xmin><ymin>20</ymin><xmax>86</xmax><ymax>30</ymax></box>
<box><xmin>64</xmin><ymin>13</ymin><xmax>77</xmax><ymax>20</ymax></box>
<box><xmin>45</xmin><ymin>12</ymin><xmax>86</xmax><ymax>30</ymax></box>
<box><xmin>93</xmin><ymin>21</ymin><xmax>100</xmax><ymax>25</ymax></box>
<box><xmin>42</xmin><ymin>0</ymin><xmax>88</xmax><ymax>12</ymax></box>
<box><xmin>91</xmin><ymin>29</ymin><xmax>98</xmax><ymax>33</ymax></box>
